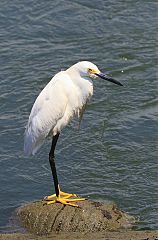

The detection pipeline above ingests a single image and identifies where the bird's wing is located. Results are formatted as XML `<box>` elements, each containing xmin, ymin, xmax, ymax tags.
<box><xmin>24</xmin><ymin>71</ymin><xmax>76</xmax><ymax>156</ymax></box>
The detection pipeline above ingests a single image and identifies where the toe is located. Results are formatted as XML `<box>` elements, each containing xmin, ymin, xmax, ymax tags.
<box><xmin>45</xmin><ymin>200</ymin><xmax>56</xmax><ymax>205</ymax></box>
<box><xmin>44</xmin><ymin>194</ymin><xmax>56</xmax><ymax>200</ymax></box>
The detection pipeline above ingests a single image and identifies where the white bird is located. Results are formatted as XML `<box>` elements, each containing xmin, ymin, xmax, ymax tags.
<box><xmin>24</xmin><ymin>61</ymin><xmax>122</xmax><ymax>207</ymax></box>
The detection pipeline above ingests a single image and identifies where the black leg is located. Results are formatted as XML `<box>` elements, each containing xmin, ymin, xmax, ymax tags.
<box><xmin>49</xmin><ymin>133</ymin><xmax>60</xmax><ymax>197</ymax></box>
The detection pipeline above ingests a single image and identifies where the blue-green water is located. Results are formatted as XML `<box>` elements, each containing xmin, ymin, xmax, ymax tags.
<box><xmin>0</xmin><ymin>0</ymin><xmax>158</xmax><ymax>232</ymax></box>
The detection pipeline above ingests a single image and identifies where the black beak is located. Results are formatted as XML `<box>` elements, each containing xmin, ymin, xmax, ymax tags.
<box><xmin>95</xmin><ymin>73</ymin><xmax>123</xmax><ymax>86</ymax></box>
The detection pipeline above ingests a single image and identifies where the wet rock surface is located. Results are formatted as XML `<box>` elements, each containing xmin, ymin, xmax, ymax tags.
<box><xmin>16</xmin><ymin>199</ymin><xmax>134</xmax><ymax>235</ymax></box>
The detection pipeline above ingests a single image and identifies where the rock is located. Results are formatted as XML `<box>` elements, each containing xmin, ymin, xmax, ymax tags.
<box><xmin>16</xmin><ymin>199</ymin><xmax>134</xmax><ymax>235</ymax></box>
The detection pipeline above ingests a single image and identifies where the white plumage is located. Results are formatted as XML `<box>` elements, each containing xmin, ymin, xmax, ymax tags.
<box><xmin>24</xmin><ymin>61</ymin><xmax>98</xmax><ymax>156</ymax></box>
<box><xmin>24</xmin><ymin>60</ymin><xmax>122</xmax><ymax>207</ymax></box>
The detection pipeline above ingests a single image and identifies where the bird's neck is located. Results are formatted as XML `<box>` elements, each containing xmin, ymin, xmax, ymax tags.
<box><xmin>66</xmin><ymin>69</ymin><xmax>93</xmax><ymax>101</ymax></box>
<box><xmin>66</xmin><ymin>68</ymin><xmax>93</xmax><ymax>86</ymax></box>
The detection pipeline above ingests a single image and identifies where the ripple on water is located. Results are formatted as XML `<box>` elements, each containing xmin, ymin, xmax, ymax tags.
<box><xmin>0</xmin><ymin>0</ymin><xmax>158</xmax><ymax>232</ymax></box>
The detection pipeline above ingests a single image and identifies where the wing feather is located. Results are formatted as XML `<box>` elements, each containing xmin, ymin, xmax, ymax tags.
<box><xmin>24</xmin><ymin>70</ymin><xmax>92</xmax><ymax>156</ymax></box>
<box><xmin>24</xmin><ymin>72</ymin><xmax>73</xmax><ymax>155</ymax></box>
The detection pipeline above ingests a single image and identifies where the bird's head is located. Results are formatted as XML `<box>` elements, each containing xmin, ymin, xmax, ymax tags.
<box><xmin>72</xmin><ymin>61</ymin><xmax>123</xmax><ymax>86</ymax></box>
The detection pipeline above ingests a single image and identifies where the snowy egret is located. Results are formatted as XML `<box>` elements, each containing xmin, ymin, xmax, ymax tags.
<box><xmin>24</xmin><ymin>61</ymin><xmax>123</xmax><ymax>207</ymax></box>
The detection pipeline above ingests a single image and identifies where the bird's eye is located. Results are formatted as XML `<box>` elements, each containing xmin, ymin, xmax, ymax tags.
<box><xmin>88</xmin><ymin>68</ymin><xmax>92</xmax><ymax>72</ymax></box>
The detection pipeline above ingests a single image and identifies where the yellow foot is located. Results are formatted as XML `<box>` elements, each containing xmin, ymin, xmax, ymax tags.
<box><xmin>44</xmin><ymin>190</ymin><xmax>77</xmax><ymax>201</ymax></box>
<box><xmin>44</xmin><ymin>189</ymin><xmax>85</xmax><ymax>207</ymax></box>
<box><xmin>46</xmin><ymin>196</ymin><xmax>85</xmax><ymax>207</ymax></box>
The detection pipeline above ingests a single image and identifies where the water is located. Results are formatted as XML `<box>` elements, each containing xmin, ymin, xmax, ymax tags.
<box><xmin>0</xmin><ymin>0</ymin><xmax>157</xmax><ymax>232</ymax></box>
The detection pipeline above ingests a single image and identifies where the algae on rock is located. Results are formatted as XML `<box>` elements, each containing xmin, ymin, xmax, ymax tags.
<box><xmin>17</xmin><ymin>199</ymin><xmax>134</xmax><ymax>235</ymax></box>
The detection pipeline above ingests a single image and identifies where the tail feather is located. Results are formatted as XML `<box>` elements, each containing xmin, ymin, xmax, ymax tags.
<box><xmin>24</xmin><ymin>126</ymin><xmax>45</xmax><ymax>156</ymax></box>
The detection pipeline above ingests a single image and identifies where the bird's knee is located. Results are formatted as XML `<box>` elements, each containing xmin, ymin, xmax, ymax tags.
<box><xmin>49</xmin><ymin>153</ymin><xmax>54</xmax><ymax>159</ymax></box>
<box><xmin>49</xmin><ymin>153</ymin><xmax>55</xmax><ymax>165</ymax></box>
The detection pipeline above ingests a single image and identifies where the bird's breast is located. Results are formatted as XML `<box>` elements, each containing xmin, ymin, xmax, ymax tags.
<box><xmin>78</xmin><ymin>77</ymin><xmax>93</xmax><ymax>100</ymax></box>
